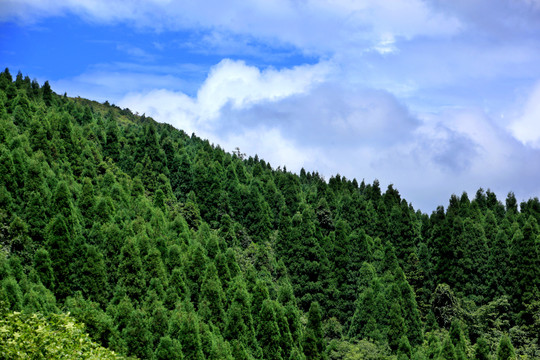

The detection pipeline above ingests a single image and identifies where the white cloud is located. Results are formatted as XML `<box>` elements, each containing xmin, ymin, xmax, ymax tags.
<box><xmin>219</xmin><ymin>127</ymin><xmax>318</xmax><ymax>171</ymax></box>
<box><xmin>1</xmin><ymin>0</ymin><xmax>461</xmax><ymax>55</ymax></box>
<box><xmin>196</xmin><ymin>59</ymin><xmax>331</xmax><ymax>121</ymax></box>
<box><xmin>119</xmin><ymin>59</ymin><xmax>331</xmax><ymax>133</ymax></box>
<box><xmin>509</xmin><ymin>81</ymin><xmax>540</xmax><ymax>148</ymax></box>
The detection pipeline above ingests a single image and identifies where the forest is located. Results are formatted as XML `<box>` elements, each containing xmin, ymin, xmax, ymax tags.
<box><xmin>0</xmin><ymin>68</ymin><xmax>538</xmax><ymax>359</ymax></box>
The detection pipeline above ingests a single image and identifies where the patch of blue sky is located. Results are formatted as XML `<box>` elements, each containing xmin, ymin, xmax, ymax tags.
<box><xmin>1</xmin><ymin>15</ymin><xmax>318</xmax><ymax>96</ymax></box>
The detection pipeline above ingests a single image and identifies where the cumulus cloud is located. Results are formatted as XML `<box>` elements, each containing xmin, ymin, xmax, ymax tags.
<box><xmin>196</xmin><ymin>59</ymin><xmax>332</xmax><ymax>121</ymax></box>
<box><xmin>119</xmin><ymin>59</ymin><xmax>331</xmax><ymax>133</ymax></box>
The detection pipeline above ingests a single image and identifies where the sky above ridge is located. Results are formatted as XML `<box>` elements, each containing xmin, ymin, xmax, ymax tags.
<box><xmin>2</xmin><ymin>0</ymin><xmax>540</xmax><ymax>212</ymax></box>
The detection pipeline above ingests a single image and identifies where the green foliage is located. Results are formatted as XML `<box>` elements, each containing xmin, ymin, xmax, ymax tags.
<box><xmin>155</xmin><ymin>335</ymin><xmax>184</xmax><ymax>360</ymax></box>
<box><xmin>258</xmin><ymin>299</ymin><xmax>284</xmax><ymax>360</ymax></box>
<box><xmin>117</xmin><ymin>238</ymin><xmax>146</xmax><ymax>302</ymax></box>
<box><xmin>497</xmin><ymin>334</ymin><xmax>516</xmax><ymax>360</ymax></box>
<box><xmin>473</xmin><ymin>337</ymin><xmax>490</xmax><ymax>360</ymax></box>
<box><xmin>0</xmin><ymin>311</ymin><xmax>126</xmax><ymax>359</ymax></box>
<box><xmin>441</xmin><ymin>335</ymin><xmax>458</xmax><ymax>360</ymax></box>
<box><xmin>303</xmin><ymin>301</ymin><xmax>326</xmax><ymax>360</ymax></box>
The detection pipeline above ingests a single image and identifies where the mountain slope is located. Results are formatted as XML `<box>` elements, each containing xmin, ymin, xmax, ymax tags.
<box><xmin>0</xmin><ymin>68</ymin><xmax>538</xmax><ymax>359</ymax></box>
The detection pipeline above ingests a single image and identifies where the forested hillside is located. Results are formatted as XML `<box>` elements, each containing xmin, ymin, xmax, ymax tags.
<box><xmin>0</xmin><ymin>68</ymin><xmax>538</xmax><ymax>359</ymax></box>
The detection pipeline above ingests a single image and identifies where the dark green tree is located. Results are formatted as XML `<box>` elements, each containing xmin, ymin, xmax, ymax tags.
<box><xmin>510</xmin><ymin>217</ymin><xmax>540</xmax><ymax>324</ymax></box>
<box><xmin>441</xmin><ymin>334</ymin><xmax>457</xmax><ymax>360</ymax></box>
<box><xmin>79</xmin><ymin>244</ymin><xmax>108</xmax><ymax>305</ymax></box>
<box><xmin>155</xmin><ymin>336</ymin><xmax>184</xmax><ymax>360</ymax></box>
<box><xmin>473</xmin><ymin>337</ymin><xmax>490</xmax><ymax>360</ymax></box>
<box><xmin>123</xmin><ymin>308</ymin><xmax>152</xmax><ymax>359</ymax></box>
<box><xmin>199</xmin><ymin>262</ymin><xmax>226</xmax><ymax>329</ymax></box>
<box><xmin>46</xmin><ymin>214</ymin><xmax>73</xmax><ymax>299</ymax></box>
<box><xmin>497</xmin><ymin>334</ymin><xmax>515</xmax><ymax>360</ymax></box>
<box><xmin>303</xmin><ymin>301</ymin><xmax>326</xmax><ymax>360</ymax></box>
<box><xmin>258</xmin><ymin>299</ymin><xmax>284</xmax><ymax>360</ymax></box>
<box><xmin>34</xmin><ymin>248</ymin><xmax>55</xmax><ymax>290</ymax></box>
<box><xmin>117</xmin><ymin>238</ymin><xmax>146</xmax><ymax>302</ymax></box>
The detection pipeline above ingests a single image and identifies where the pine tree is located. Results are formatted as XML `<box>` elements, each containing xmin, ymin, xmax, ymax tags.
<box><xmin>117</xmin><ymin>238</ymin><xmax>146</xmax><ymax>303</ymax></box>
<box><xmin>33</xmin><ymin>247</ymin><xmax>55</xmax><ymax>290</ymax></box>
<box><xmin>387</xmin><ymin>301</ymin><xmax>406</xmax><ymax>352</ymax></box>
<box><xmin>473</xmin><ymin>337</ymin><xmax>490</xmax><ymax>360</ymax></box>
<box><xmin>155</xmin><ymin>336</ymin><xmax>184</xmax><ymax>360</ymax></box>
<box><xmin>123</xmin><ymin>308</ymin><xmax>153</xmax><ymax>359</ymax></box>
<box><xmin>173</xmin><ymin>307</ymin><xmax>205</xmax><ymax>360</ymax></box>
<box><xmin>46</xmin><ymin>214</ymin><xmax>73</xmax><ymax>299</ymax></box>
<box><xmin>510</xmin><ymin>217</ymin><xmax>540</xmax><ymax>324</ymax></box>
<box><xmin>303</xmin><ymin>301</ymin><xmax>326</xmax><ymax>360</ymax></box>
<box><xmin>497</xmin><ymin>334</ymin><xmax>515</xmax><ymax>360</ymax></box>
<box><xmin>80</xmin><ymin>244</ymin><xmax>108</xmax><ymax>305</ymax></box>
<box><xmin>199</xmin><ymin>262</ymin><xmax>226</xmax><ymax>329</ymax></box>
<box><xmin>441</xmin><ymin>335</ymin><xmax>457</xmax><ymax>360</ymax></box>
<box><xmin>258</xmin><ymin>299</ymin><xmax>284</xmax><ymax>360</ymax></box>
<box><xmin>397</xmin><ymin>335</ymin><xmax>412</xmax><ymax>360</ymax></box>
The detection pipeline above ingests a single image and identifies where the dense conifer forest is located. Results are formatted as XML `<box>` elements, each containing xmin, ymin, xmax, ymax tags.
<box><xmin>0</xmin><ymin>68</ymin><xmax>538</xmax><ymax>359</ymax></box>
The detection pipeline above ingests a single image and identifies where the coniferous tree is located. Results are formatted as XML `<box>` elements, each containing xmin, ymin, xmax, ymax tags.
<box><xmin>2</xmin><ymin>276</ymin><xmax>22</xmax><ymax>311</ymax></box>
<box><xmin>441</xmin><ymin>335</ymin><xmax>458</xmax><ymax>360</ymax></box>
<box><xmin>387</xmin><ymin>301</ymin><xmax>406</xmax><ymax>352</ymax></box>
<box><xmin>33</xmin><ymin>248</ymin><xmax>55</xmax><ymax>290</ymax></box>
<box><xmin>509</xmin><ymin>217</ymin><xmax>540</xmax><ymax>324</ymax></box>
<box><xmin>397</xmin><ymin>335</ymin><xmax>412</xmax><ymax>360</ymax></box>
<box><xmin>274</xmin><ymin>301</ymin><xmax>295</xmax><ymax>358</ymax></box>
<box><xmin>177</xmin><ymin>307</ymin><xmax>205</xmax><ymax>360</ymax></box>
<box><xmin>117</xmin><ymin>238</ymin><xmax>146</xmax><ymax>303</ymax></box>
<box><xmin>258</xmin><ymin>299</ymin><xmax>284</xmax><ymax>360</ymax></box>
<box><xmin>80</xmin><ymin>244</ymin><xmax>108</xmax><ymax>305</ymax></box>
<box><xmin>123</xmin><ymin>308</ymin><xmax>153</xmax><ymax>359</ymax></box>
<box><xmin>199</xmin><ymin>262</ymin><xmax>226</xmax><ymax>329</ymax></box>
<box><xmin>165</xmin><ymin>267</ymin><xmax>189</xmax><ymax>310</ymax></box>
<box><xmin>497</xmin><ymin>335</ymin><xmax>515</xmax><ymax>360</ymax></box>
<box><xmin>46</xmin><ymin>214</ymin><xmax>73</xmax><ymax>299</ymax></box>
<box><xmin>473</xmin><ymin>337</ymin><xmax>490</xmax><ymax>360</ymax></box>
<box><xmin>449</xmin><ymin>320</ymin><xmax>468</xmax><ymax>360</ymax></box>
<box><xmin>42</xmin><ymin>80</ymin><xmax>53</xmax><ymax>106</ymax></box>
<box><xmin>487</xmin><ymin>230</ymin><xmax>510</xmax><ymax>298</ymax></box>
<box><xmin>155</xmin><ymin>336</ymin><xmax>184</xmax><ymax>360</ymax></box>
<box><xmin>426</xmin><ymin>333</ymin><xmax>442</xmax><ymax>360</ymax></box>
<box><xmin>225</xmin><ymin>277</ymin><xmax>261</xmax><ymax>358</ymax></box>
<box><xmin>303</xmin><ymin>301</ymin><xmax>326</xmax><ymax>360</ymax></box>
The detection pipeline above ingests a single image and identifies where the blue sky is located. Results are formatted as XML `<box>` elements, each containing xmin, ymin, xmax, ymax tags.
<box><xmin>2</xmin><ymin>0</ymin><xmax>540</xmax><ymax>212</ymax></box>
